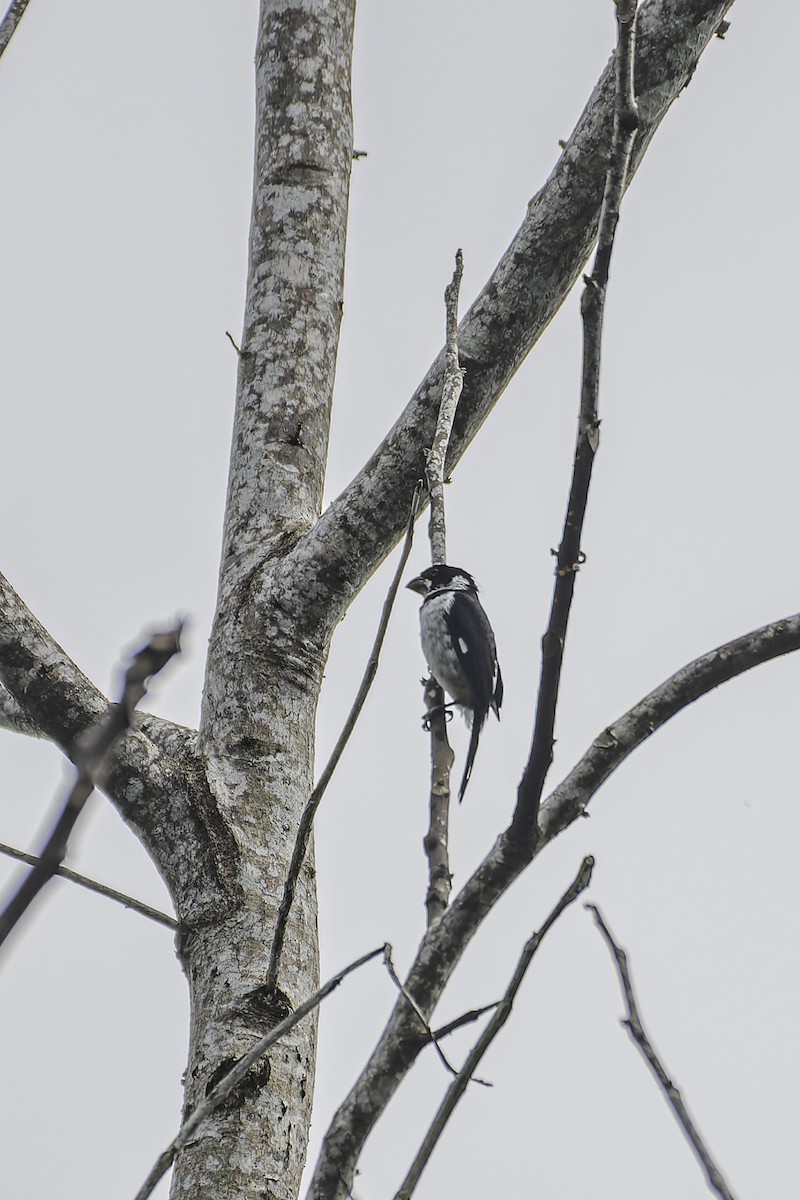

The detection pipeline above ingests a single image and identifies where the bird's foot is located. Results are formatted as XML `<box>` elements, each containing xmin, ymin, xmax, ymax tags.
<box><xmin>422</xmin><ymin>702</ymin><xmax>454</xmax><ymax>731</ymax></box>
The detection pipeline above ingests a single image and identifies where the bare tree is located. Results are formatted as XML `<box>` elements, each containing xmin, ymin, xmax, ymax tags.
<box><xmin>1</xmin><ymin>2</ymin><xmax>794</xmax><ymax>1200</ymax></box>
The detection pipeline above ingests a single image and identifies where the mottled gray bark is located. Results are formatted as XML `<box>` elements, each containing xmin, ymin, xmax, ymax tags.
<box><xmin>173</xmin><ymin>1</ymin><xmax>355</xmax><ymax>1196</ymax></box>
<box><xmin>0</xmin><ymin>3</ymin><xmax>753</xmax><ymax>1199</ymax></box>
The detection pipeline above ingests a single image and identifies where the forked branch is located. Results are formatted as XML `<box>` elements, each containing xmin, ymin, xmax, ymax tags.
<box><xmin>395</xmin><ymin>857</ymin><xmax>594</xmax><ymax>1199</ymax></box>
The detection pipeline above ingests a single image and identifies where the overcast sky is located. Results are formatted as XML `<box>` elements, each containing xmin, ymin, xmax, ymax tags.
<box><xmin>1</xmin><ymin>2</ymin><xmax>798</xmax><ymax>1198</ymax></box>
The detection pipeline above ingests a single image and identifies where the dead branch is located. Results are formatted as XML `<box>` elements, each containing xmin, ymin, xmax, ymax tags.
<box><xmin>539</xmin><ymin>611</ymin><xmax>800</xmax><ymax>843</ymax></box>
<box><xmin>420</xmin><ymin>251</ymin><xmax>465</xmax><ymax>925</ymax></box>
<box><xmin>382</xmin><ymin>944</ymin><xmax>484</xmax><ymax>1083</ymax></box>
<box><xmin>395</xmin><ymin>857</ymin><xmax>595</xmax><ymax>1199</ymax></box>
<box><xmin>588</xmin><ymin>903</ymin><xmax>739</xmax><ymax>1200</ymax></box>
<box><xmin>514</xmin><ymin>0</ymin><xmax>639</xmax><ymax>843</ymax></box>
<box><xmin>309</xmin><ymin>608</ymin><xmax>800</xmax><ymax>1199</ymax></box>
<box><xmin>426</xmin><ymin>248</ymin><xmax>464</xmax><ymax>565</ymax></box>
<box><xmin>0</xmin><ymin>841</ymin><xmax>177</xmax><ymax>930</ymax></box>
<box><xmin>0</xmin><ymin>625</ymin><xmax>182</xmax><ymax>952</ymax></box>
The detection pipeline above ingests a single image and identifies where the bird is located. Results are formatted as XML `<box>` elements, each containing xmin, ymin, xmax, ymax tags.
<box><xmin>407</xmin><ymin>564</ymin><xmax>503</xmax><ymax>801</ymax></box>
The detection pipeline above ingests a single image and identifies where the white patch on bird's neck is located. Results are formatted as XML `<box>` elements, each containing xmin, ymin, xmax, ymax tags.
<box><xmin>422</xmin><ymin>588</ymin><xmax>457</xmax><ymax>607</ymax></box>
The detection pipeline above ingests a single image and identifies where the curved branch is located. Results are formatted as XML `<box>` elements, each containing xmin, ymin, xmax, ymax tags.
<box><xmin>308</xmin><ymin>609</ymin><xmax>800</xmax><ymax>1198</ymax></box>
<box><xmin>539</xmin><ymin>612</ymin><xmax>800</xmax><ymax>842</ymax></box>
<box><xmin>273</xmin><ymin>0</ymin><xmax>736</xmax><ymax>645</ymax></box>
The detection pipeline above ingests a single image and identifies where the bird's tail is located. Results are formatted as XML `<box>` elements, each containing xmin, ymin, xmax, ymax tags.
<box><xmin>458</xmin><ymin>718</ymin><xmax>482</xmax><ymax>803</ymax></box>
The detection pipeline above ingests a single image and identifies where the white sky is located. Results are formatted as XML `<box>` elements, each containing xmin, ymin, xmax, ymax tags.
<box><xmin>1</xmin><ymin>2</ymin><xmax>798</xmax><ymax>1198</ymax></box>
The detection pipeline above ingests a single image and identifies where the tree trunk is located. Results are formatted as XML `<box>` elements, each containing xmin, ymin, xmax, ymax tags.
<box><xmin>169</xmin><ymin>1</ymin><xmax>354</xmax><ymax>1195</ymax></box>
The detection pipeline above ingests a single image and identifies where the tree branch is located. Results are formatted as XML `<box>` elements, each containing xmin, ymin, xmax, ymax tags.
<box><xmin>513</xmin><ymin>0</ymin><xmax>639</xmax><ymax>843</ymax></box>
<box><xmin>588</xmin><ymin>904</ymin><xmax>739</xmax><ymax>1200</ymax></box>
<box><xmin>0</xmin><ymin>571</ymin><xmax>192</xmax><ymax>771</ymax></box>
<box><xmin>423</xmin><ymin>672</ymin><xmax>454</xmax><ymax>927</ymax></box>
<box><xmin>381</xmin><ymin>944</ymin><xmax>482</xmax><ymax>1083</ymax></box>
<box><xmin>0</xmin><ymin>626</ymin><xmax>182</xmax><ymax>952</ymax></box>
<box><xmin>272</xmin><ymin>0</ymin><xmax>737</xmax><ymax>647</ymax></box>
<box><xmin>0</xmin><ymin>574</ymin><xmax>231</xmax><ymax>921</ymax></box>
<box><xmin>134</xmin><ymin>944</ymin><xmax>386</xmax><ymax>1200</ymax></box>
<box><xmin>0</xmin><ymin>0</ymin><xmax>30</xmax><ymax>61</ymax></box>
<box><xmin>0</xmin><ymin>570</ymin><xmax>117</xmax><ymax>748</ymax></box>
<box><xmin>426</xmin><ymin>249</ymin><xmax>464</xmax><ymax>566</ymax></box>
<box><xmin>0</xmin><ymin>682</ymin><xmax>42</xmax><ymax>737</ymax></box>
<box><xmin>265</xmin><ymin>487</ymin><xmax>421</xmax><ymax>995</ymax></box>
<box><xmin>308</xmin><ymin>612</ymin><xmax>800</xmax><ymax>1200</ymax></box>
<box><xmin>539</xmin><ymin>612</ymin><xmax>800</xmax><ymax>843</ymax></box>
<box><xmin>421</xmin><ymin>250</ymin><xmax>465</xmax><ymax>925</ymax></box>
<box><xmin>395</xmin><ymin>857</ymin><xmax>594</xmax><ymax>1199</ymax></box>
<box><xmin>0</xmin><ymin>841</ymin><xmax>177</xmax><ymax>930</ymax></box>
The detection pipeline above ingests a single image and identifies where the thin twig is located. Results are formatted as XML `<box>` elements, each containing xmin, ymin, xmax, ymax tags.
<box><xmin>0</xmin><ymin>841</ymin><xmax>177</xmax><ymax>930</ymax></box>
<box><xmin>513</xmin><ymin>1</ymin><xmax>639</xmax><ymax>844</ymax></box>
<box><xmin>225</xmin><ymin>329</ymin><xmax>250</xmax><ymax>356</ymax></box>
<box><xmin>265</xmin><ymin>486</ymin><xmax>422</xmax><ymax>994</ymax></box>
<box><xmin>394</xmin><ymin>857</ymin><xmax>595</xmax><ymax>1200</ymax></box>
<box><xmin>0</xmin><ymin>0</ymin><xmax>31</xmax><ymax>61</ymax></box>
<box><xmin>539</xmin><ymin>609</ymin><xmax>800</xmax><ymax>843</ymax></box>
<box><xmin>430</xmin><ymin>1002</ymin><xmax>498</xmax><ymax>1042</ymax></box>
<box><xmin>425</xmin><ymin>248</ymin><xmax>464</xmax><ymax>565</ymax></box>
<box><xmin>421</xmin><ymin>250</ymin><xmax>464</xmax><ymax>924</ymax></box>
<box><xmin>587</xmin><ymin>903</ymin><xmax>739</xmax><ymax>1200</ymax></box>
<box><xmin>0</xmin><ymin>626</ymin><xmax>182</xmax><ymax>952</ymax></box>
<box><xmin>133</xmin><ymin>944</ymin><xmax>386</xmax><ymax>1200</ymax></box>
<box><xmin>383</xmin><ymin>945</ymin><xmax>491</xmax><ymax>1089</ymax></box>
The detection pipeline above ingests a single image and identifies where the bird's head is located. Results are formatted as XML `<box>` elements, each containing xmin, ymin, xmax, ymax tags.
<box><xmin>407</xmin><ymin>564</ymin><xmax>478</xmax><ymax>597</ymax></box>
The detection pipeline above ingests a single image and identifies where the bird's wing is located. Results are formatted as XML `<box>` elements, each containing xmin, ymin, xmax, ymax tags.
<box><xmin>449</xmin><ymin>592</ymin><xmax>500</xmax><ymax>723</ymax></box>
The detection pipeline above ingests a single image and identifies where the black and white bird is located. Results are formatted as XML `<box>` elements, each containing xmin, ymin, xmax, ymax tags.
<box><xmin>407</xmin><ymin>564</ymin><xmax>503</xmax><ymax>802</ymax></box>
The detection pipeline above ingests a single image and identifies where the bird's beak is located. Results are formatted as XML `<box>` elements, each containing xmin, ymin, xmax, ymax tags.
<box><xmin>406</xmin><ymin>574</ymin><xmax>426</xmax><ymax>595</ymax></box>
